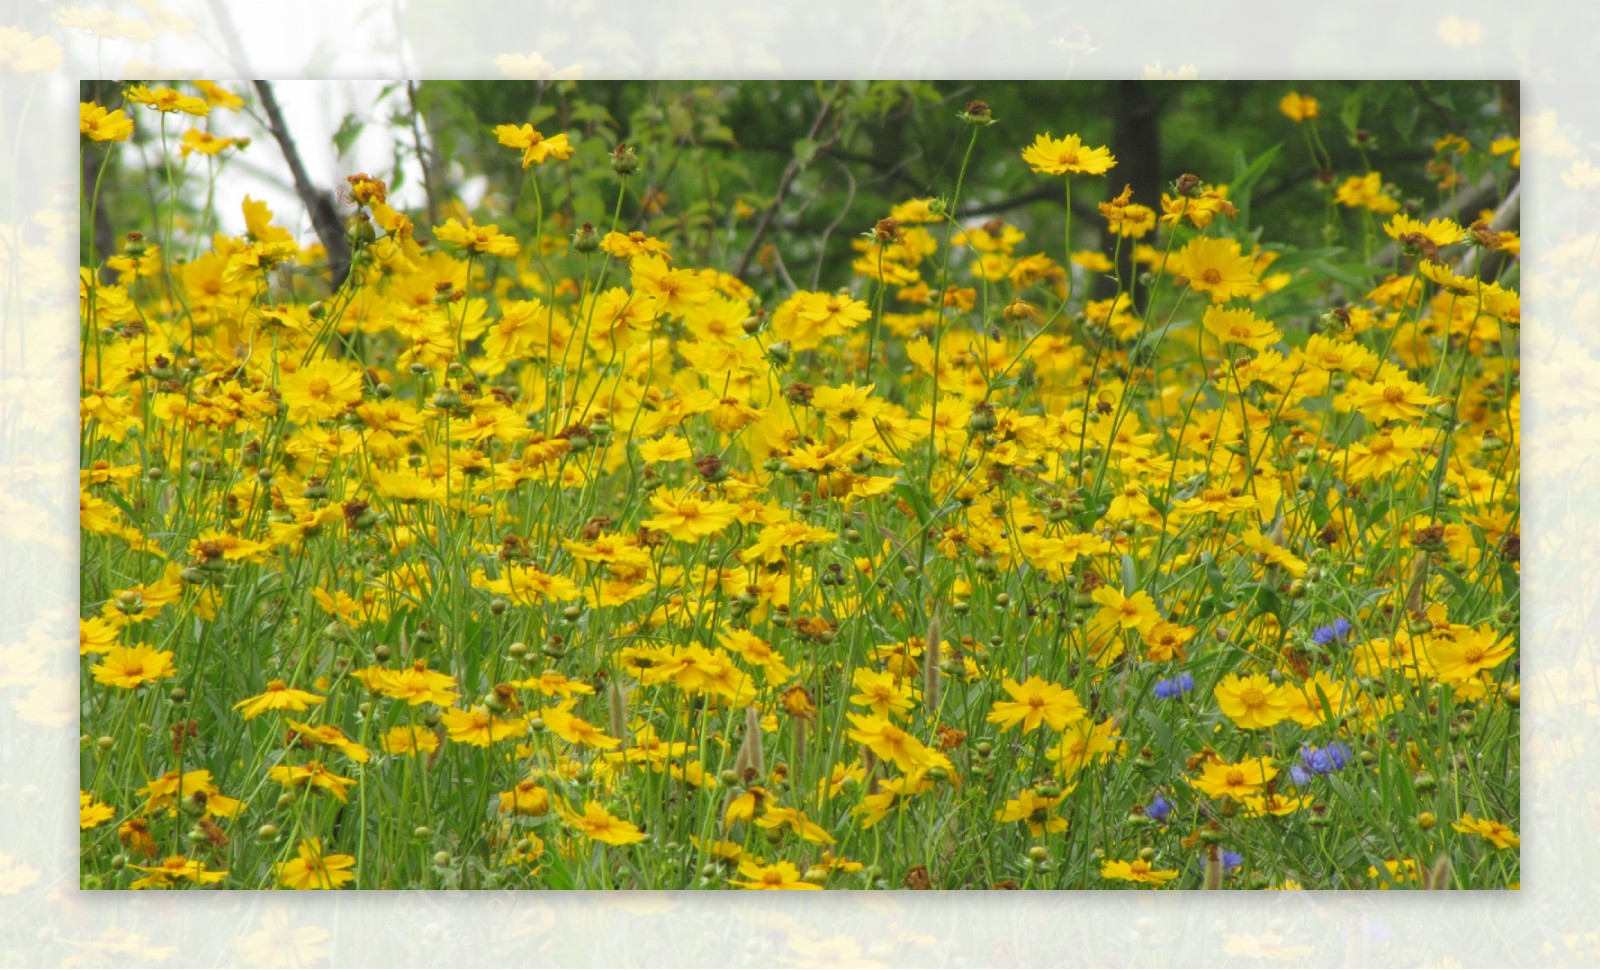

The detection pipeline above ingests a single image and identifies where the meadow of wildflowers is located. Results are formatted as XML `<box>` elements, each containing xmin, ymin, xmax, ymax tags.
<box><xmin>78</xmin><ymin>80</ymin><xmax>1519</xmax><ymax>891</ymax></box>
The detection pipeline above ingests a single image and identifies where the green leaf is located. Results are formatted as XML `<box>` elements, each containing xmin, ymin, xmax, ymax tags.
<box><xmin>1340</xmin><ymin>87</ymin><xmax>1364</xmax><ymax>137</ymax></box>
<box><xmin>793</xmin><ymin>137</ymin><xmax>819</xmax><ymax>169</ymax></box>
<box><xmin>1229</xmin><ymin>142</ymin><xmax>1282</xmax><ymax>230</ymax></box>
<box><xmin>332</xmin><ymin>113</ymin><xmax>365</xmax><ymax>160</ymax></box>
<box><xmin>893</xmin><ymin>480</ymin><xmax>932</xmax><ymax>527</ymax></box>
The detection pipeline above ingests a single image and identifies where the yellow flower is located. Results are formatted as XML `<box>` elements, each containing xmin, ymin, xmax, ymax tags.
<box><xmin>1189</xmin><ymin>756</ymin><xmax>1276</xmax><ymax>801</ymax></box>
<box><xmin>493</xmin><ymin>123</ymin><xmax>574</xmax><ymax>167</ymax></box>
<box><xmin>1451</xmin><ymin>813</ymin><xmax>1519</xmax><ymax>849</ymax></box>
<box><xmin>129</xmin><ymin>854</ymin><xmax>227</xmax><ymax>889</ymax></box>
<box><xmin>1021</xmin><ymin>133</ymin><xmax>1117</xmax><ymax>176</ymax></box>
<box><xmin>846</xmin><ymin>713</ymin><xmax>943</xmax><ymax>773</ymax></box>
<box><xmin>80</xmin><ymin>791</ymin><xmax>116</xmax><ymax>829</ymax></box>
<box><xmin>1278</xmin><ymin>92</ymin><xmax>1319</xmax><ymax>122</ymax></box>
<box><xmin>280</xmin><ymin>359</ymin><xmax>363</xmax><ymax>423</ymax></box>
<box><xmin>1176</xmin><ymin>237</ymin><xmax>1261</xmax><ymax>303</ymax></box>
<box><xmin>234</xmin><ymin>680</ymin><xmax>325</xmax><ymax>719</ymax></box>
<box><xmin>498</xmin><ymin>779</ymin><xmax>552</xmax><ymax>817</ymax></box>
<box><xmin>986</xmin><ymin>676</ymin><xmax>1086</xmax><ymax>733</ymax></box>
<box><xmin>1383</xmin><ymin>214</ymin><xmax>1467</xmax><ymax>248</ymax></box>
<box><xmin>560</xmin><ymin>800</ymin><xmax>646</xmax><ymax>845</ymax></box>
<box><xmin>641</xmin><ymin>487</ymin><xmax>739</xmax><ymax>541</ymax></box>
<box><xmin>267</xmin><ymin>762</ymin><xmax>357</xmax><ymax>802</ymax></box>
<box><xmin>638</xmin><ymin>434</ymin><xmax>693</xmax><ymax>463</ymax></box>
<box><xmin>995</xmin><ymin>789</ymin><xmax>1070</xmax><ymax>837</ymax></box>
<box><xmin>1341</xmin><ymin>370</ymin><xmax>1441</xmax><ymax>423</ymax></box>
<box><xmin>849</xmin><ymin>668</ymin><xmax>918</xmax><ymax>720</ymax></box>
<box><xmin>1090</xmin><ymin>586</ymin><xmax>1160</xmax><ymax>635</ymax></box>
<box><xmin>380</xmin><ymin>725</ymin><xmax>440</xmax><ymax>756</ymax></box>
<box><xmin>1202</xmin><ymin>305</ymin><xmax>1282</xmax><ymax>352</ymax></box>
<box><xmin>433</xmin><ymin>217</ymin><xmax>521</xmax><ymax>257</ymax></box>
<box><xmin>1423</xmin><ymin>625</ymin><xmax>1516</xmax><ymax>685</ymax></box>
<box><xmin>1100</xmin><ymin>858</ymin><xmax>1179</xmax><ymax>885</ymax></box>
<box><xmin>90</xmin><ymin>644</ymin><xmax>177</xmax><ymax>689</ymax></box>
<box><xmin>125</xmin><ymin>84</ymin><xmax>211</xmax><ymax>116</ymax></box>
<box><xmin>1334</xmin><ymin>172</ymin><xmax>1399</xmax><ymax>214</ymax></box>
<box><xmin>1213</xmin><ymin>673</ymin><xmax>1294</xmax><ymax>729</ymax></box>
<box><xmin>439</xmin><ymin>706</ymin><xmax>528</xmax><ymax>746</ymax></box>
<box><xmin>730</xmin><ymin>859</ymin><xmax>821</xmax><ymax>890</ymax></box>
<box><xmin>80</xmin><ymin>102</ymin><xmax>134</xmax><ymax>141</ymax></box>
<box><xmin>275</xmin><ymin>838</ymin><xmax>356</xmax><ymax>889</ymax></box>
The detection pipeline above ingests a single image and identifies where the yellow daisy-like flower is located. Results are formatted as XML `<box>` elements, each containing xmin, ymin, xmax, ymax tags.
<box><xmin>1202</xmin><ymin>305</ymin><xmax>1282</xmax><ymax>352</ymax></box>
<box><xmin>1278</xmin><ymin>92</ymin><xmax>1319</xmax><ymax>122</ymax></box>
<box><xmin>90</xmin><ymin>643</ymin><xmax>177</xmax><ymax>689</ymax></box>
<box><xmin>1213</xmin><ymin>673</ymin><xmax>1294</xmax><ymax>729</ymax></box>
<box><xmin>433</xmin><ymin>217</ymin><xmax>521</xmax><ymax>257</ymax></box>
<box><xmin>279</xmin><ymin>359</ymin><xmax>363</xmax><ymax>423</ymax></box>
<box><xmin>275</xmin><ymin>838</ymin><xmax>357</xmax><ymax>889</ymax></box>
<box><xmin>729</xmin><ymin>859</ymin><xmax>821</xmax><ymax>890</ymax></box>
<box><xmin>125</xmin><ymin>84</ymin><xmax>210</xmax><ymax>116</ymax></box>
<box><xmin>234</xmin><ymin>680</ymin><xmax>325</xmax><ymax>720</ymax></box>
<box><xmin>1100</xmin><ymin>858</ymin><xmax>1180</xmax><ymax>885</ymax></box>
<box><xmin>560</xmin><ymin>800</ymin><xmax>646</xmax><ymax>845</ymax></box>
<box><xmin>1451</xmin><ymin>813</ymin><xmax>1519</xmax><ymax>849</ymax></box>
<box><xmin>1189</xmin><ymin>756</ymin><xmax>1277</xmax><ymax>801</ymax></box>
<box><xmin>493</xmin><ymin>123</ymin><xmax>574</xmax><ymax>168</ymax></box>
<box><xmin>1021</xmin><ymin>133</ymin><xmax>1117</xmax><ymax>176</ymax></box>
<box><xmin>986</xmin><ymin>676</ymin><xmax>1086</xmax><ymax>733</ymax></box>
<box><xmin>1176</xmin><ymin>237</ymin><xmax>1262</xmax><ymax>303</ymax></box>
<box><xmin>80</xmin><ymin>102</ymin><xmax>134</xmax><ymax>141</ymax></box>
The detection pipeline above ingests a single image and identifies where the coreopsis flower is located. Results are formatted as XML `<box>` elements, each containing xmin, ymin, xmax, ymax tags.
<box><xmin>235</xmin><ymin>680</ymin><xmax>325</xmax><ymax>719</ymax></box>
<box><xmin>178</xmin><ymin>128</ymin><xmax>246</xmax><ymax>157</ymax></box>
<box><xmin>439</xmin><ymin>706</ymin><xmax>528</xmax><ymax>746</ymax></box>
<box><xmin>80</xmin><ymin>791</ymin><xmax>116</xmax><ymax>830</ymax></box>
<box><xmin>1278</xmin><ymin>92</ymin><xmax>1319</xmax><ymax>122</ymax></box>
<box><xmin>90</xmin><ymin>644</ymin><xmax>177</xmax><ymax>689</ymax></box>
<box><xmin>1343</xmin><ymin>426</ymin><xmax>1432</xmax><ymax>482</ymax></box>
<box><xmin>1099</xmin><ymin>185</ymin><xmax>1157</xmax><ymax>239</ymax></box>
<box><xmin>640</xmin><ymin>487</ymin><xmax>739</xmax><ymax>541</ymax></box>
<box><xmin>128</xmin><ymin>855</ymin><xmax>227</xmax><ymax>889</ymax></box>
<box><xmin>1090</xmin><ymin>586</ymin><xmax>1161</xmax><ymax>635</ymax></box>
<box><xmin>80</xmin><ymin>102</ymin><xmax>134</xmax><ymax>141</ymax></box>
<box><xmin>1340</xmin><ymin>370</ymin><xmax>1441</xmax><ymax>423</ymax></box>
<box><xmin>995</xmin><ymin>789</ymin><xmax>1070</xmax><ymax>836</ymax></box>
<box><xmin>433</xmin><ymin>217</ymin><xmax>521</xmax><ymax>257</ymax></box>
<box><xmin>275</xmin><ymin>838</ymin><xmax>357</xmax><ymax>889</ymax></box>
<box><xmin>560</xmin><ymin>801</ymin><xmax>646</xmax><ymax>845</ymax></box>
<box><xmin>280</xmin><ymin>359</ymin><xmax>363</xmax><ymax>423</ymax></box>
<box><xmin>1384</xmin><ymin>214</ymin><xmax>1466</xmax><ymax>249</ymax></box>
<box><xmin>1452</xmin><ymin>813</ymin><xmax>1519</xmax><ymax>849</ymax></box>
<box><xmin>1202</xmin><ymin>305</ymin><xmax>1282</xmax><ymax>352</ymax></box>
<box><xmin>285</xmin><ymin>721</ymin><xmax>371</xmax><ymax>763</ymax></box>
<box><xmin>138</xmin><ymin>769</ymin><xmax>244</xmax><ymax>818</ymax></box>
<box><xmin>494</xmin><ymin>123</ymin><xmax>574</xmax><ymax>167</ymax></box>
<box><xmin>380</xmin><ymin>725</ymin><xmax>440</xmax><ymax>756</ymax></box>
<box><xmin>1100</xmin><ymin>858</ymin><xmax>1180</xmax><ymax>885</ymax></box>
<box><xmin>0</xmin><ymin>26</ymin><xmax>63</xmax><ymax>73</ymax></box>
<box><xmin>193</xmin><ymin>80</ymin><xmax>244</xmax><ymax>111</ymax></box>
<box><xmin>638</xmin><ymin>434</ymin><xmax>693</xmax><ymax>463</ymax></box>
<box><xmin>1213</xmin><ymin>673</ymin><xmax>1294</xmax><ymax>729</ymax></box>
<box><xmin>125</xmin><ymin>84</ymin><xmax>210</xmax><ymax>116</ymax></box>
<box><xmin>1021</xmin><ymin>133</ymin><xmax>1117</xmax><ymax>176</ymax></box>
<box><xmin>267</xmin><ymin>761</ymin><xmax>357</xmax><ymax>802</ymax></box>
<box><xmin>1189</xmin><ymin>756</ymin><xmax>1277</xmax><ymax>801</ymax></box>
<box><xmin>630</xmin><ymin>254</ymin><xmax>713</xmax><ymax>318</ymax></box>
<box><xmin>498</xmin><ymin>779</ymin><xmax>552</xmax><ymax>817</ymax></box>
<box><xmin>1422</xmin><ymin>625</ymin><xmax>1515</xmax><ymax>685</ymax></box>
<box><xmin>846</xmin><ymin>714</ymin><xmax>941</xmax><ymax>773</ymax></box>
<box><xmin>986</xmin><ymin>676</ymin><xmax>1086</xmax><ymax>733</ymax></box>
<box><xmin>540</xmin><ymin>702</ymin><xmax>621</xmax><ymax>750</ymax></box>
<box><xmin>849</xmin><ymin>668</ymin><xmax>918</xmax><ymax>720</ymax></box>
<box><xmin>1334</xmin><ymin>172</ymin><xmax>1399</xmax><ymax>214</ymax></box>
<box><xmin>1176</xmin><ymin>237</ymin><xmax>1262</xmax><ymax>303</ymax></box>
<box><xmin>729</xmin><ymin>859</ymin><xmax>820</xmax><ymax>890</ymax></box>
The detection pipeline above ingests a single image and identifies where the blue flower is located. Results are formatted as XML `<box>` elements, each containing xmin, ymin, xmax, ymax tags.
<box><xmin>1291</xmin><ymin>742</ymin><xmax>1353</xmax><ymax>785</ymax></box>
<box><xmin>1145</xmin><ymin>794</ymin><xmax>1172</xmax><ymax>821</ymax></box>
<box><xmin>1311</xmin><ymin>618</ymin><xmax>1353</xmax><ymax>647</ymax></box>
<box><xmin>1221</xmin><ymin>850</ymin><xmax>1243</xmax><ymax>871</ymax></box>
<box><xmin>1153</xmin><ymin>672</ymin><xmax>1195</xmax><ymax>699</ymax></box>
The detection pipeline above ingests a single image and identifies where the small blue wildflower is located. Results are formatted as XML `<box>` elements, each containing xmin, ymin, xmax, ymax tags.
<box><xmin>1291</xmin><ymin>742</ymin><xmax>1353</xmax><ymax>785</ymax></box>
<box><xmin>1145</xmin><ymin>794</ymin><xmax>1172</xmax><ymax>821</ymax></box>
<box><xmin>1153</xmin><ymin>672</ymin><xmax>1195</xmax><ymax>699</ymax></box>
<box><xmin>1311</xmin><ymin>617</ymin><xmax>1353</xmax><ymax>647</ymax></box>
<box><xmin>1221</xmin><ymin>850</ymin><xmax>1244</xmax><ymax>871</ymax></box>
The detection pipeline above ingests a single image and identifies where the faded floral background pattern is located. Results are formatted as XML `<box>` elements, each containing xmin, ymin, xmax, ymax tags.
<box><xmin>5</xmin><ymin>0</ymin><xmax>1595</xmax><ymax>965</ymax></box>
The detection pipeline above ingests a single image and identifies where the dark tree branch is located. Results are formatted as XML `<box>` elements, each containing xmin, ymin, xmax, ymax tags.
<box><xmin>734</xmin><ymin>88</ymin><xmax>844</xmax><ymax>280</ymax></box>
<box><xmin>252</xmin><ymin>80</ymin><xmax>352</xmax><ymax>288</ymax></box>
